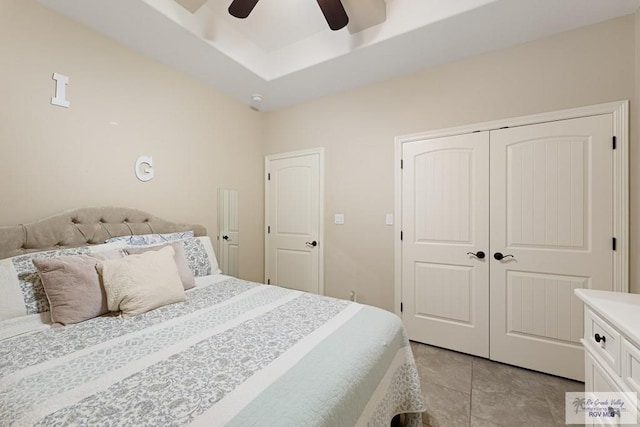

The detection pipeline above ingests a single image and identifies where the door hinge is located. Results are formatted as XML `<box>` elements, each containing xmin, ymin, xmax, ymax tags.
<box><xmin>612</xmin><ymin>136</ymin><xmax>617</xmax><ymax>150</ymax></box>
<box><xmin>400</xmin><ymin>231</ymin><xmax>403</xmax><ymax>241</ymax></box>
<box><xmin>267</xmin><ymin>172</ymin><xmax>271</xmax><ymax>180</ymax></box>
<box><xmin>267</xmin><ymin>279</ymin><xmax>270</xmax><ymax>285</ymax></box>
<box><xmin>267</xmin><ymin>225</ymin><xmax>271</xmax><ymax>234</ymax></box>
<box><xmin>613</xmin><ymin>237</ymin><xmax>617</xmax><ymax>251</ymax></box>
<box><xmin>400</xmin><ymin>302</ymin><xmax>403</xmax><ymax>313</ymax></box>
<box><xmin>400</xmin><ymin>159</ymin><xmax>403</xmax><ymax>169</ymax></box>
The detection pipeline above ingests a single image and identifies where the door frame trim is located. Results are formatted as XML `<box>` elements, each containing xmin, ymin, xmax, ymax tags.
<box><xmin>394</xmin><ymin>100</ymin><xmax>629</xmax><ymax>316</ymax></box>
<box><xmin>265</xmin><ymin>147</ymin><xmax>325</xmax><ymax>294</ymax></box>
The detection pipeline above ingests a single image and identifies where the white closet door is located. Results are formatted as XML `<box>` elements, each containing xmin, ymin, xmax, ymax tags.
<box><xmin>402</xmin><ymin>132</ymin><xmax>490</xmax><ymax>357</ymax></box>
<box><xmin>489</xmin><ymin>114</ymin><xmax>614</xmax><ymax>380</ymax></box>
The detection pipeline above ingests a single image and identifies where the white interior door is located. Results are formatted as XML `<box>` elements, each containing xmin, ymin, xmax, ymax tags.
<box><xmin>265</xmin><ymin>149</ymin><xmax>323</xmax><ymax>294</ymax></box>
<box><xmin>218</xmin><ymin>189</ymin><xmax>239</xmax><ymax>277</ymax></box>
<box><xmin>489</xmin><ymin>114</ymin><xmax>614</xmax><ymax>381</ymax></box>
<box><xmin>402</xmin><ymin>132</ymin><xmax>490</xmax><ymax>357</ymax></box>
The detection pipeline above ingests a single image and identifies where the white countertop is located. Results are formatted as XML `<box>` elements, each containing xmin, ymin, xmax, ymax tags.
<box><xmin>575</xmin><ymin>289</ymin><xmax>640</xmax><ymax>345</ymax></box>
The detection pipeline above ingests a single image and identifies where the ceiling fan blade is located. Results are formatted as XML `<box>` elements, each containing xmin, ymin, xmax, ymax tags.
<box><xmin>317</xmin><ymin>0</ymin><xmax>349</xmax><ymax>31</ymax></box>
<box><xmin>228</xmin><ymin>0</ymin><xmax>260</xmax><ymax>19</ymax></box>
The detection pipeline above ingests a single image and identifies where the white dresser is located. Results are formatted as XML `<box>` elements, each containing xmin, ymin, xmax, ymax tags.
<box><xmin>575</xmin><ymin>289</ymin><xmax>640</xmax><ymax>426</ymax></box>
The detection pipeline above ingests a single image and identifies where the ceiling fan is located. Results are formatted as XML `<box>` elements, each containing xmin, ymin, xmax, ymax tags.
<box><xmin>228</xmin><ymin>0</ymin><xmax>349</xmax><ymax>31</ymax></box>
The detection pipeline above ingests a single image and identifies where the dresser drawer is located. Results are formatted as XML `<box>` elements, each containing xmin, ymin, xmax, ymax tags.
<box><xmin>622</xmin><ymin>338</ymin><xmax>640</xmax><ymax>395</ymax></box>
<box><xmin>584</xmin><ymin>353</ymin><xmax>623</xmax><ymax>426</ymax></box>
<box><xmin>585</xmin><ymin>308</ymin><xmax>621</xmax><ymax>375</ymax></box>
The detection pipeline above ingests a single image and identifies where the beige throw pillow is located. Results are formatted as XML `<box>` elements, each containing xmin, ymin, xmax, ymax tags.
<box><xmin>97</xmin><ymin>246</ymin><xmax>186</xmax><ymax>317</ymax></box>
<box><xmin>124</xmin><ymin>242</ymin><xmax>195</xmax><ymax>290</ymax></box>
<box><xmin>32</xmin><ymin>251</ymin><xmax>123</xmax><ymax>325</ymax></box>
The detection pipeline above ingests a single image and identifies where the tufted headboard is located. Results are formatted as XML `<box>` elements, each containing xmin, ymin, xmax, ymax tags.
<box><xmin>0</xmin><ymin>207</ymin><xmax>207</xmax><ymax>260</ymax></box>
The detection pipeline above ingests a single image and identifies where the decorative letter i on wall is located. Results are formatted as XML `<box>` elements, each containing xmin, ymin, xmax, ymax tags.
<box><xmin>51</xmin><ymin>73</ymin><xmax>70</xmax><ymax>108</ymax></box>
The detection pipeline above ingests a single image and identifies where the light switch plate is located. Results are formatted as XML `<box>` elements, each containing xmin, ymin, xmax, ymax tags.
<box><xmin>385</xmin><ymin>213</ymin><xmax>393</xmax><ymax>225</ymax></box>
<box><xmin>334</xmin><ymin>213</ymin><xmax>345</xmax><ymax>225</ymax></box>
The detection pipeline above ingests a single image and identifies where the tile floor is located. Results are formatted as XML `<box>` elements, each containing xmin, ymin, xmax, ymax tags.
<box><xmin>410</xmin><ymin>341</ymin><xmax>585</xmax><ymax>427</ymax></box>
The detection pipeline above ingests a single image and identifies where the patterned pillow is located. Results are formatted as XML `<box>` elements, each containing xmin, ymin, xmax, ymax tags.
<box><xmin>105</xmin><ymin>231</ymin><xmax>194</xmax><ymax>246</ymax></box>
<box><xmin>0</xmin><ymin>241</ymin><xmax>127</xmax><ymax>321</ymax></box>
<box><xmin>123</xmin><ymin>236</ymin><xmax>220</xmax><ymax>278</ymax></box>
<box><xmin>183</xmin><ymin>236</ymin><xmax>221</xmax><ymax>277</ymax></box>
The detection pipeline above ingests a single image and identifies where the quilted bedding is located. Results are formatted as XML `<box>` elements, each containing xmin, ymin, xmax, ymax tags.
<box><xmin>0</xmin><ymin>276</ymin><xmax>425</xmax><ymax>426</ymax></box>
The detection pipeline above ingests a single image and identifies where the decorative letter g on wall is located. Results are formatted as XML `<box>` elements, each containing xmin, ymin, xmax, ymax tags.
<box><xmin>135</xmin><ymin>156</ymin><xmax>154</xmax><ymax>182</ymax></box>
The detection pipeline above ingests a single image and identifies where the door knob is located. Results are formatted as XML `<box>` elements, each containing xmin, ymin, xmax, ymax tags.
<box><xmin>493</xmin><ymin>252</ymin><xmax>514</xmax><ymax>261</ymax></box>
<box><xmin>466</xmin><ymin>251</ymin><xmax>485</xmax><ymax>259</ymax></box>
<box><xmin>222</xmin><ymin>235</ymin><xmax>230</xmax><ymax>241</ymax></box>
<box><xmin>305</xmin><ymin>240</ymin><xmax>318</xmax><ymax>247</ymax></box>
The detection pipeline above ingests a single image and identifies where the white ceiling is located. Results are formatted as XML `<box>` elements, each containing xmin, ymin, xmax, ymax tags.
<box><xmin>39</xmin><ymin>0</ymin><xmax>640</xmax><ymax>111</ymax></box>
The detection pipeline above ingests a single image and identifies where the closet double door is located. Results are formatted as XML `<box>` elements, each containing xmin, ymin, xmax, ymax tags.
<box><xmin>402</xmin><ymin>114</ymin><xmax>614</xmax><ymax>380</ymax></box>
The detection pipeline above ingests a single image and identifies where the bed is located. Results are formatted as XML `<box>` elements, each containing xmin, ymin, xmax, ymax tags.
<box><xmin>0</xmin><ymin>207</ymin><xmax>425</xmax><ymax>426</ymax></box>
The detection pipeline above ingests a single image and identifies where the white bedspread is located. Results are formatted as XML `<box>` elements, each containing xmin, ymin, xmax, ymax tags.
<box><xmin>0</xmin><ymin>276</ymin><xmax>425</xmax><ymax>426</ymax></box>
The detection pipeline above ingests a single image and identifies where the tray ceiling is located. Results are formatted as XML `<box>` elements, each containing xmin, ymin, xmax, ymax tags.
<box><xmin>39</xmin><ymin>0</ymin><xmax>640</xmax><ymax>111</ymax></box>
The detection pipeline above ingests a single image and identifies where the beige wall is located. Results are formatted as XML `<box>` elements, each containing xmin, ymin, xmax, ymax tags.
<box><xmin>1</xmin><ymin>2</ymin><xmax>637</xmax><ymax>308</ymax></box>
<box><xmin>264</xmin><ymin>15</ymin><xmax>638</xmax><ymax>310</ymax></box>
<box><xmin>0</xmin><ymin>1</ymin><xmax>265</xmax><ymax>282</ymax></box>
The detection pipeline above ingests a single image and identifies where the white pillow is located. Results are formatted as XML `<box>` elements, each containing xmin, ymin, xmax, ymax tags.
<box><xmin>97</xmin><ymin>246</ymin><xmax>186</xmax><ymax>317</ymax></box>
